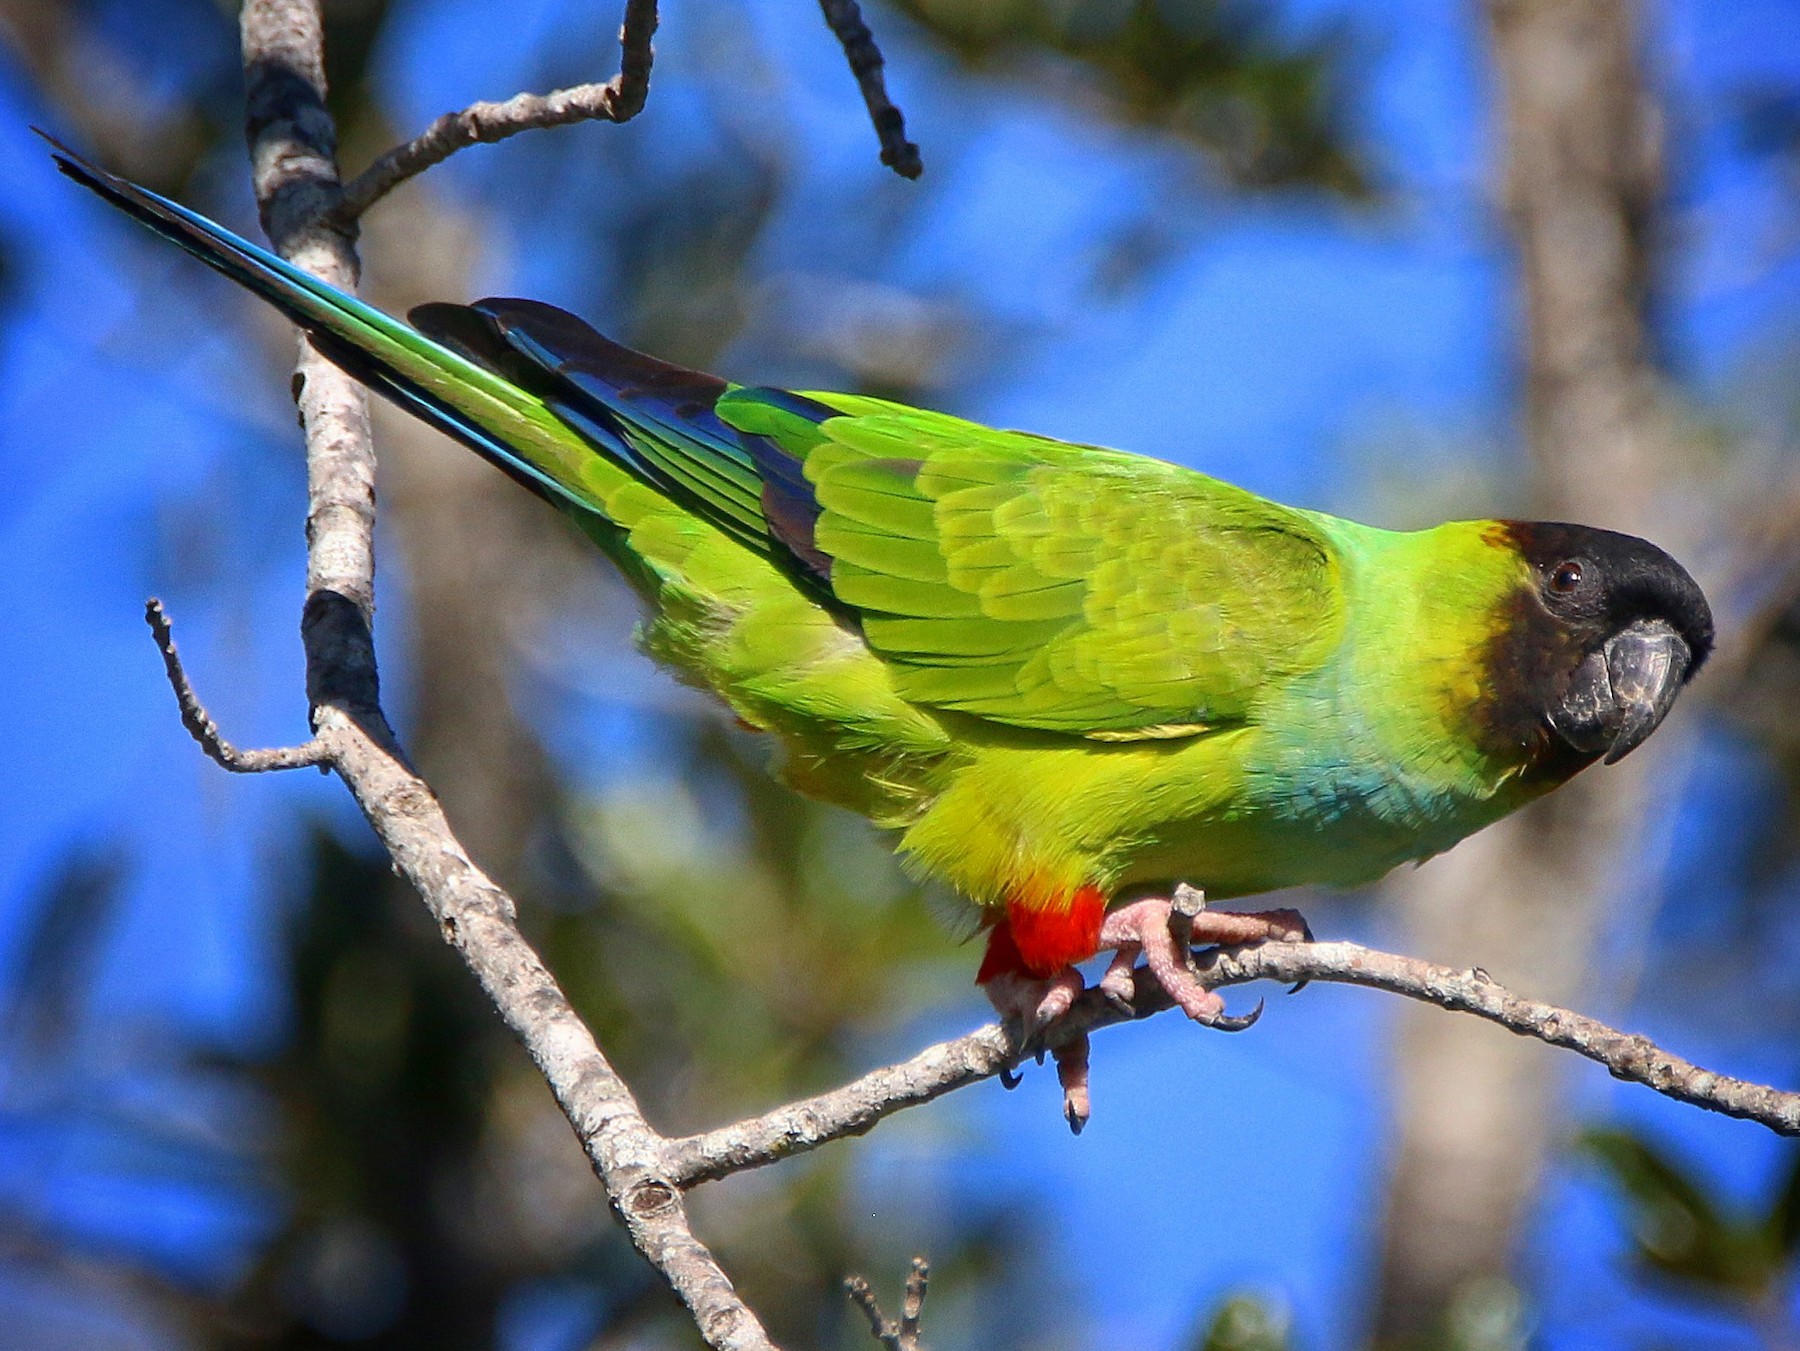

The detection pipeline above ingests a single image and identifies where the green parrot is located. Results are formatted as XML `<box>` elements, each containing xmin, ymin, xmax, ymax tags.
<box><xmin>56</xmin><ymin>145</ymin><xmax>1713</xmax><ymax>1120</ymax></box>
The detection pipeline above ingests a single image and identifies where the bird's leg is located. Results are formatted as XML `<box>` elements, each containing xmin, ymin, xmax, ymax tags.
<box><xmin>1097</xmin><ymin>887</ymin><xmax>1310</xmax><ymax>1029</ymax></box>
<box><xmin>978</xmin><ymin>882</ymin><xmax>1312</xmax><ymax>1131</ymax></box>
<box><xmin>983</xmin><ymin>963</ymin><xmax>1096</xmax><ymax>1129</ymax></box>
<box><xmin>979</xmin><ymin>978</ymin><xmax>1095</xmax><ymax>1130</ymax></box>
<box><xmin>982</xmin><ymin>968</ymin><xmax>1097</xmax><ymax>1131</ymax></box>
<box><xmin>977</xmin><ymin>908</ymin><xmax>1097</xmax><ymax>1127</ymax></box>
<box><xmin>977</xmin><ymin>889</ymin><xmax>1106</xmax><ymax>1043</ymax></box>
<box><xmin>982</xmin><ymin>965</ymin><xmax>1085</xmax><ymax>1041</ymax></box>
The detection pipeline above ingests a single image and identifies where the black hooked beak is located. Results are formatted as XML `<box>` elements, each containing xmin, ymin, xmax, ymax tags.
<box><xmin>1550</xmin><ymin>618</ymin><xmax>1693</xmax><ymax>765</ymax></box>
<box><xmin>1601</xmin><ymin>618</ymin><xmax>1692</xmax><ymax>763</ymax></box>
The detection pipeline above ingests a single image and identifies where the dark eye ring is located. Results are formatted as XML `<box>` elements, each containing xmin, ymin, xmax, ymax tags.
<box><xmin>1549</xmin><ymin>559</ymin><xmax>1584</xmax><ymax>595</ymax></box>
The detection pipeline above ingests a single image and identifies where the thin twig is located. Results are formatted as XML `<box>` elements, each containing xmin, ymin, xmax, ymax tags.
<box><xmin>333</xmin><ymin>0</ymin><xmax>659</xmax><ymax>222</ymax></box>
<box><xmin>899</xmin><ymin>1258</ymin><xmax>928</xmax><ymax>1342</ymax></box>
<box><xmin>665</xmin><ymin>938</ymin><xmax>1800</xmax><ymax>1186</ymax></box>
<box><xmin>817</xmin><ymin>0</ymin><xmax>922</xmax><ymax>179</ymax></box>
<box><xmin>844</xmin><ymin>1258</ymin><xmax>930</xmax><ymax>1350</ymax></box>
<box><xmin>144</xmin><ymin>599</ymin><xmax>327</xmax><ymax>772</ymax></box>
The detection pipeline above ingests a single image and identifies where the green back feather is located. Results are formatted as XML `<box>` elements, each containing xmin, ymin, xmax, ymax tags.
<box><xmin>720</xmin><ymin>393</ymin><xmax>1345</xmax><ymax>736</ymax></box>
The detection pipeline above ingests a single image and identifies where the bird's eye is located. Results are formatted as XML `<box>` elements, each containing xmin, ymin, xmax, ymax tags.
<box><xmin>1549</xmin><ymin>560</ymin><xmax>1584</xmax><ymax>595</ymax></box>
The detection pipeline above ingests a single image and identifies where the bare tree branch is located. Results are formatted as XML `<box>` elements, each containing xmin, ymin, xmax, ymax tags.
<box><xmin>234</xmin><ymin>5</ymin><xmax>777</xmax><ymax>1348</ymax></box>
<box><xmin>665</xmin><ymin>939</ymin><xmax>1800</xmax><ymax>1188</ymax></box>
<box><xmin>845</xmin><ymin>1258</ymin><xmax>930</xmax><ymax>1351</ymax></box>
<box><xmin>817</xmin><ymin>0</ymin><xmax>922</xmax><ymax>179</ymax></box>
<box><xmin>333</xmin><ymin>0</ymin><xmax>659</xmax><ymax>222</ymax></box>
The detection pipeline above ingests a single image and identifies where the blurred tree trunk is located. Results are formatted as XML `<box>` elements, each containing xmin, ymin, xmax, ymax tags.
<box><xmin>1372</xmin><ymin>2</ymin><xmax>1682</xmax><ymax>1345</ymax></box>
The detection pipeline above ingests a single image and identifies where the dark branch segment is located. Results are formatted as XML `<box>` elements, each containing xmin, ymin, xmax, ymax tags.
<box><xmin>818</xmin><ymin>0</ymin><xmax>923</xmax><ymax>179</ymax></box>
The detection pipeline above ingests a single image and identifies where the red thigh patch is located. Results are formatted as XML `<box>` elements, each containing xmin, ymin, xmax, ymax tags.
<box><xmin>976</xmin><ymin>884</ymin><xmax>1106</xmax><ymax>983</ymax></box>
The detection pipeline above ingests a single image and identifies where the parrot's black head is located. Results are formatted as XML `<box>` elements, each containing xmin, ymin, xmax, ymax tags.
<box><xmin>1493</xmin><ymin>521</ymin><xmax>1713</xmax><ymax>769</ymax></box>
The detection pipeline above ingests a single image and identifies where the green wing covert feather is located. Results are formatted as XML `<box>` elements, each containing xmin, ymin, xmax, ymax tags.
<box><xmin>717</xmin><ymin>390</ymin><xmax>1346</xmax><ymax>737</ymax></box>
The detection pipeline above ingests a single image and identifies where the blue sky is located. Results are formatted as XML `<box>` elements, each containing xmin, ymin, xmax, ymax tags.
<box><xmin>1</xmin><ymin>0</ymin><xmax>1798</xmax><ymax>1346</ymax></box>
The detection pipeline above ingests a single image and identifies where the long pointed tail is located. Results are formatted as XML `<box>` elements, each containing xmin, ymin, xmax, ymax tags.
<box><xmin>47</xmin><ymin>134</ymin><xmax>849</xmax><ymax>608</ymax></box>
<box><xmin>46</xmin><ymin>134</ymin><xmax>624</xmax><ymax>520</ymax></box>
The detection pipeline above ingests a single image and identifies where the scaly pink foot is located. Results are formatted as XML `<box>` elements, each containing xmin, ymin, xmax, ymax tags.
<box><xmin>983</xmin><ymin>965</ymin><xmax>1085</xmax><ymax>1038</ymax></box>
<box><xmin>982</xmin><ymin>972</ymin><xmax>1095</xmax><ymax>1133</ymax></box>
<box><xmin>978</xmin><ymin>885</ymin><xmax>1311</xmax><ymax>1131</ymax></box>
<box><xmin>1097</xmin><ymin>888</ymin><xmax>1310</xmax><ymax>1030</ymax></box>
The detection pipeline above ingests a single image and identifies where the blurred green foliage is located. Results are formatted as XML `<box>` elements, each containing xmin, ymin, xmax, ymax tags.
<box><xmin>1360</xmin><ymin>1276</ymin><xmax>1529</xmax><ymax>1351</ymax></box>
<box><xmin>893</xmin><ymin>0</ymin><xmax>1370</xmax><ymax>194</ymax></box>
<box><xmin>225</xmin><ymin>831</ymin><xmax>572</xmax><ymax>1347</ymax></box>
<box><xmin>1581</xmin><ymin>1126</ymin><xmax>1800</xmax><ymax>1339</ymax></box>
<box><xmin>1434</xmin><ymin>1278</ymin><xmax>1528</xmax><ymax>1351</ymax></box>
<box><xmin>1194</xmin><ymin>1290</ymin><xmax>1295</xmax><ymax>1351</ymax></box>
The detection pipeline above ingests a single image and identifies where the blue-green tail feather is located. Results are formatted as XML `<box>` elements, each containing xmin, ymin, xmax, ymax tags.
<box><xmin>44</xmin><ymin>134</ymin><xmax>617</xmax><ymax>521</ymax></box>
<box><xmin>44</xmin><ymin>133</ymin><xmax>847</xmax><ymax>602</ymax></box>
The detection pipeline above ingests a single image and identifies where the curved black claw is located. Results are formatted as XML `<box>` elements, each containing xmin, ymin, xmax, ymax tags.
<box><xmin>1206</xmin><ymin>997</ymin><xmax>1265</xmax><ymax>1033</ymax></box>
<box><xmin>1287</xmin><ymin>913</ymin><xmax>1317</xmax><ymax>995</ymax></box>
<box><xmin>1005</xmin><ymin>1023</ymin><xmax>1053</xmax><ymax>1067</ymax></box>
<box><xmin>999</xmin><ymin>1013</ymin><xmax>1027</xmax><ymax>1050</ymax></box>
<box><xmin>999</xmin><ymin>1065</ymin><xmax>1023</xmax><ymax>1090</ymax></box>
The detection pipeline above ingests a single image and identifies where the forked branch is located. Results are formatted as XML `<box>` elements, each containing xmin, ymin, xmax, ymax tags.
<box><xmin>239</xmin><ymin>4</ymin><xmax>776</xmax><ymax>1347</ymax></box>
<box><xmin>335</xmin><ymin>0</ymin><xmax>926</xmax><ymax>223</ymax></box>
<box><xmin>845</xmin><ymin>1258</ymin><xmax>930</xmax><ymax>1351</ymax></box>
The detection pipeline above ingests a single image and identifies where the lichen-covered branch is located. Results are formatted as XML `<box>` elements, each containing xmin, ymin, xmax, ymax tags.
<box><xmin>333</xmin><ymin>0</ymin><xmax>658</xmax><ymax>221</ymax></box>
<box><xmin>665</xmin><ymin>939</ymin><xmax>1800</xmax><ymax>1187</ymax></box>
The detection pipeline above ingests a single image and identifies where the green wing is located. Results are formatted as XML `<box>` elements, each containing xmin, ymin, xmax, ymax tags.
<box><xmin>720</xmin><ymin>391</ymin><xmax>1345</xmax><ymax>738</ymax></box>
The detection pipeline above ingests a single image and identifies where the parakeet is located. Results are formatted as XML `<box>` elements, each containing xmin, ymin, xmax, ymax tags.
<box><xmin>55</xmin><ymin>145</ymin><xmax>1713</xmax><ymax>1121</ymax></box>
